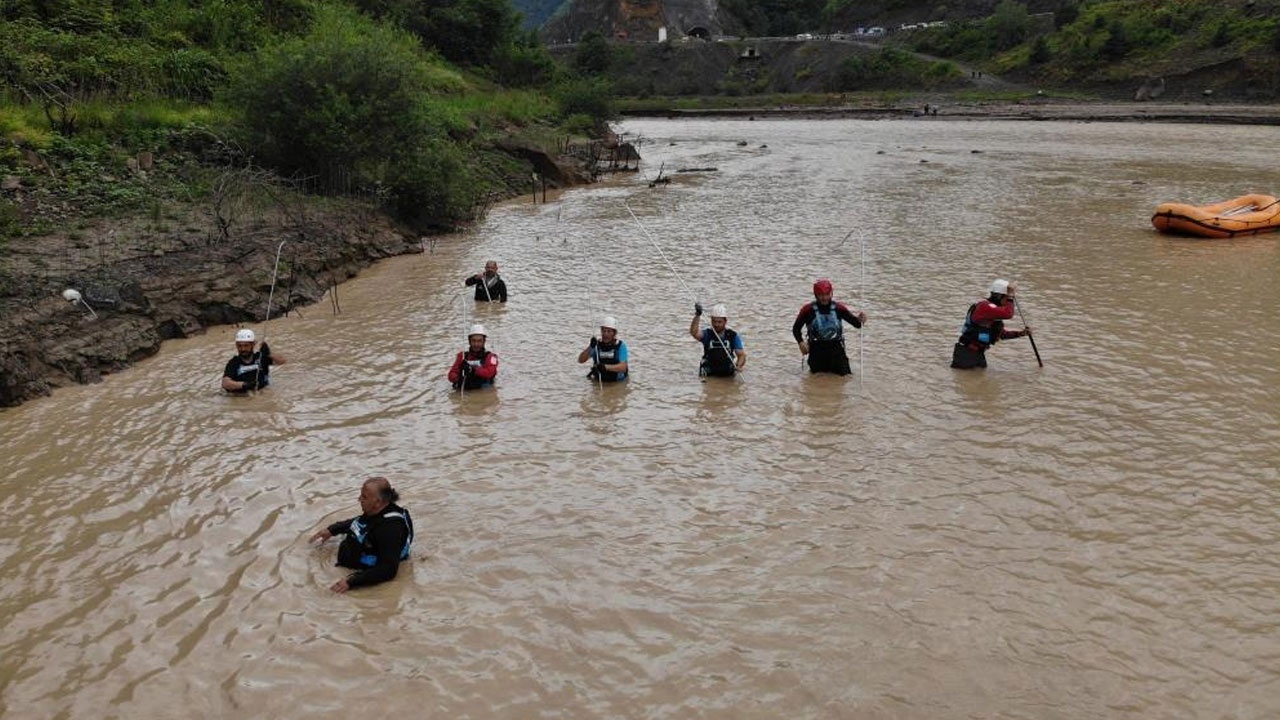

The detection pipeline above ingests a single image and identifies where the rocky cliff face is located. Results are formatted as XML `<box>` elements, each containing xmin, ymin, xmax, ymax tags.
<box><xmin>542</xmin><ymin>0</ymin><xmax>738</xmax><ymax>43</ymax></box>
<box><xmin>543</xmin><ymin>0</ymin><xmax>1073</xmax><ymax>42</ymax></box>
<box><xmin>827</xmin><ymin>0</ymin><xmax>1071</xmax><ymax>30</ymax></box>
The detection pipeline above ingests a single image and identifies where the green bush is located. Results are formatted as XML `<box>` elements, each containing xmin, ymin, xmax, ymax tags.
<box><xmin>385</xmin><ymin>141</ymin><xmax>482</xmax><ymax>229</ymax></box>
<box><xmin>225</xmin><ymin>5</ymin><xmax>440</xmax><ymax>186</ymax></box>
<box><xmin>833</xmin><ymin>48</ymin><xmax>961</xmax><ymax>91</ymax></box>
<box><xmin>0</xmin><ymin>198</ymin><xmax>19</xmax><ymax>238</ymax></box>
<box><xmin>551</xmin><ymin>77</ymin><xmax>615</xmax><ymax>126</ymax></box>
<box><xmin>350</xmin><ymin>0</ymin><xmax>519</xmax><ymax>68</ymax></box>
<box><xmin>574</xmin><ymin>32</ymin><xmax>612</xmax><ymax>75</ymax></box>
<box><xmin>157</xmin><ymin>48</ymin><xmax>227</xmax><ymax>101</ymax></box>
<box><xmin>560</xmin><ymin>113</ymin><xmax>599</xmax><ymax>137</ymax></box>
<box><xmin>491</xmin><ymin>37</ymin><xmax>559</xmax><ymax>88</ymax></box>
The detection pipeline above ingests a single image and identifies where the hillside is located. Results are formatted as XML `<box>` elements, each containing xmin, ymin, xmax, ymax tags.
<box><xmin>513</xmin><ymin>0</ymin><xmax>571</xmax><ymax>28</ymax></box>
<box><xmin>540</xmin><ymin>0</ymin><xmax>1280</xmax><ymax>102</ymax></box>
<box><xmin>0</xmin><ymin>1</ymin><xmax>609</xmax><ymax>407</ymax></box>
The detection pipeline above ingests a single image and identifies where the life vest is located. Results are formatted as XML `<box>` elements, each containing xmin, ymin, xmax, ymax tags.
<box><xmin>346</xmin><ymin>507</ymin><xmax>414</xmax><ymax>568</ymax></box>
<box><xmin>459</xmin><ymin>350</ymin><xmax>494</xmax><ymax>388</ymax></box>
<box><xmin>472</xmin><ymin>274</ymin><xmax>502</xmax><ymax>300</ymax></box>
<box><xmin>701</xmin><ymin>328</ymin><xmax>739</xmax><ymax>375</ymax></box>
<box><xmin>806</xmin><ymin>302</ymin><xmax>844</xmax><ymax>343</ymax></box>
<box><xmin>464</xmin><ymin>350</ymin><xmax>492</xmax><ymax>370</ymax></box>
<box><xmin>231</xmin><ymin>350</ymin><xmax>271</xmax><ymax>389</ymax></box>
<box><xmin>958</xmin><ymin>302</ymin><xmax>1004</xmax><ymax>350</ymax></box>
<box><xmin>590</xmin><ymin>340</ymin><xmax>627</xmax><ymax>382</ymax></box>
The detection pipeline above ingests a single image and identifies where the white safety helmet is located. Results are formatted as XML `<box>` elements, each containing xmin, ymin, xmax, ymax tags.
<box><xmin>467</xmin><ymin>323</ymin><xmax>487</xmax><ymax>337</ymax></box>
<box><xmin>600</xmin><ymin>316</ymin><xmax>618</xmax><ymax>331</ymax></box>
<box><xmin>709</xmin><ymin>304</ymin><xmax>728</xmax><ymax>319</ymax></box>
<box><xmin>989</xmin><ymin>279</ymin><xmax>1010</xmax><ymax>295</ymax></box>
<box><xmin>235</xmin><ymin>329</ymin><xmax>255</xmax><ymax>343</ymax></box>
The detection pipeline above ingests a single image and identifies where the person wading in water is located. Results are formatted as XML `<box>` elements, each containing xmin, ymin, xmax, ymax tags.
<box><xmin>950</xmin><ymin>278</ymin><xmax>1034</xmax><ymax>369</ymax></box>
<box><xmin>792</xmin><ymin>279</ymin><xmax>866</xmax><ymax>375</ymax></box>
<box><xmin>690</xmin><ymin>303</ymin><xmax>746</xmax><ymax>378</ymax></box>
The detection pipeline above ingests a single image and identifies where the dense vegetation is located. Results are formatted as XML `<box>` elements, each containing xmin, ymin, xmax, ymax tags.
<box><xmin>0</xmin><ymin>0</ymin><xmax>614</xmax><ymax>241</ymax></box>
<box><xmin>5</xmin><ymin>0</ymin><xmax>1280</xmax><ymax>246</ymax></box>
<box><xmin>897</xmin><ymin>0</ymin><xmax>1280</xmax><ymax>93</ymax></box>
<box><xmin>511</xmin><ymin>0</ymin><xmax>571</xmax><ymax>29</ymax></box>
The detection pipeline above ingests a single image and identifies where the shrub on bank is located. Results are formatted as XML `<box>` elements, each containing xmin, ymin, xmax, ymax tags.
<box><xmin>223</xmin><ymin>5</ymin><xmax>487</xmax><ymax>225</ymax></box>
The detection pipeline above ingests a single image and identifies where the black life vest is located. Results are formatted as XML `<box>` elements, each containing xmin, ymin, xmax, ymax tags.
<box><xmin>701</xmin><ymin>328</ymin><xmax>739</xmax><ymax>375</ymax></box>
<box><xmin>230</xmin><ymin>346</ymin><xmax>272</xmax><ymax>390</ymax></box>
<box><xmin>338</xmin><ymin>506</ymin><xmax>414</xmax><ymax>568</ymax></box>
<box><xmin>958</xmin><ymin>302</ymin><xmax>1004</xmax><ymax>350</ymax></box>
<box><xmin>590</xmin><ymin>339</ymin><xmax>627</xmax><ymax>382</ymax></box>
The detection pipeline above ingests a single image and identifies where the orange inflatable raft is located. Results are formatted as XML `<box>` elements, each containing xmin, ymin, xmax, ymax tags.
<box><xmin>1151</xmin><ymin>193</ymin><xmax>1280</xmax><ymax>238</ymax></box>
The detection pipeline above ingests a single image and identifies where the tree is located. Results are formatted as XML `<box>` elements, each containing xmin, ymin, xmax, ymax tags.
<box><xmin>493</xmin><ymin>29</ymin><xmax>558</xmax><ymax>87</ymax></box>
<box><xmin>1102</xmin><ymin>19</ymin><xmax>1129</xmax><ymax>59</ymax></box>
<box><xmin>352</xmin><ymin>0</ymin><xmax>520</xmax><ymax>68</ymax></box>
<box><xmin>1030</xmin><ymin>35</ymin><xmax>1051</xmax><ymax>64</ymax></box>
<box><xmin>226</xmin><ymin>6</ymin><xmax>438</xmax><ymax>186</ymax></box>
<box><xmin>989</xmin><ymin>0</ymin><xmax>1030</xmax><ymax>51</ymax></box>
<box><xmin>574</xmin><ymin>31</ymin><xmax>611</xmax><ymax>75</ymax></box>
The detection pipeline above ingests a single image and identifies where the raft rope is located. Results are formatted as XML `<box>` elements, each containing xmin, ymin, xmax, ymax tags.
<box><xmin>623</xmin><ymin>200</ymin><xmax>743</xmax><ymax>381</ymax></box>
<box><xmin>262</xmin><ymin>239</ymin><xmax>286</xmax><ymax>345</ymax></box>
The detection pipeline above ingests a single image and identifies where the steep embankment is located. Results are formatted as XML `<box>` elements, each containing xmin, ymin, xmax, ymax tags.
<box><xmin>0</xmin><ymin>141</ymin><xmax>595</xmax><ymax>408</ymax></box>
<box><xmin>0</xmin><ymin>201</ymin><xmax>415</xmax><ymax>406</ymax></box>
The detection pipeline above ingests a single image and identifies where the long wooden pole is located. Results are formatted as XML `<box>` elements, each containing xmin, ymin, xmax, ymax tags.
<box><xmin>1014</xmin><ymin>297</ymin><xmax>1043</xmax><ymax>367</ymax></box>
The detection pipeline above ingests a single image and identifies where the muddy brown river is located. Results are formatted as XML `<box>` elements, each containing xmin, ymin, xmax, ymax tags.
<box><xmin>2</xmin><ymin>117</ymin><xmax>1278</xmax><ymax>719</ymax></box>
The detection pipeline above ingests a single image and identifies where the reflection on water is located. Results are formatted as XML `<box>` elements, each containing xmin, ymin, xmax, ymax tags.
<box><xmin>2</xmin><ymin>118</ymin><xmax>1278</xmax><ymax>720</ymax></box>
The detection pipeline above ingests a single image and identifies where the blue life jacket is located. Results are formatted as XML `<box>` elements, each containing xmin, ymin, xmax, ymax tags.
<box><xmin>807</xmin><ymin>302</ymin><xmax>844</xmax><ymax>343</ymax></box>
<box><xmin>349</xmin><ymin>508</ymin><xmax>414</xmax><ymax>567</ymax></box>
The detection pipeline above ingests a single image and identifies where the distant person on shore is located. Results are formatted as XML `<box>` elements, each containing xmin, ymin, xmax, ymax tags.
<box><xmin>950</xmin><ymin>279</ymin><xmax>1033</xmax><ymax>369</ymax></box>
<box><xmin>221</xmin><ymin>328</ymin><xmax>286</xmax><ymax>393</ymax></box>
<box><xmin>792</xmin><ymin>279</ymin><xmax>866</xmax><ymax>375</ymax></box>
<box><xmin>465</xmin><ymin>260</ymin><xmax>507</xmax><ymax>303</ymax></box>
<box><xmin>579</xmin><ymin>316</ymin><xmax>629</xmax><ymax>382</ymax></box>
<box><xmin>690</xmin><ymin>303</ymin><xmax>746</xmax><ymax>378</ymax></box>
<box><xmin>309</xmin><ymin>476</ymin><xmax>414</xmax><ymax>593</ymax></box>
<box><xmin>448</xmin><ymin>324</ymin><xmax>499</xmax><ymax>391</ymax></box>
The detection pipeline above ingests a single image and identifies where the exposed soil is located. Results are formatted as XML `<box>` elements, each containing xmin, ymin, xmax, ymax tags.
<box><xmin>0</xmin><ymin>140</ymin><xmax>599</xmax><ymax>408</ymax></box>
<box><xmin>0</xmin><ymin>198</ymin><xmax>420</xmax><ymax>406</ymax></box>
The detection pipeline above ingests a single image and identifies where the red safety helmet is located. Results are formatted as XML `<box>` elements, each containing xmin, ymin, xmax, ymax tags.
<box><xmin>812</xmin><ymin>279</ymin><xmax>833</xmax><ymax>295</ymax></box>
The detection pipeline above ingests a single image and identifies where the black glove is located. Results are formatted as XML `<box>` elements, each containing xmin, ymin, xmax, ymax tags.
<box><xmin>589</xmin><ymin>336</ymin><xmax>598</xmax><ymax>349</ymax></box>
<box><xmin>593</xmin><ymin>362</ymin><xmax>606</xmax><ymax>375</ymax></box>
<box><xmin>461</xmin><ymin>362</ymin><xmax>475</xmax><ymax>377</ymax></box>
<box><xmin>694</xmin><ymin>303</ymin><xmax>703</xmax><ymax>316</ymax></box>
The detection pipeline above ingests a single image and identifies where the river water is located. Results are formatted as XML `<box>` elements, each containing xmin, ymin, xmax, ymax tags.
<box><xmin>2</xmin><ymin>117</ymin><xmax>1278</xmax><ymax>719</ymax></box>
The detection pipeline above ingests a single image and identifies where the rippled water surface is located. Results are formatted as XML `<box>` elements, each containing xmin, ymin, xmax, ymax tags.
<box><xmin>2</xmin><ymin>118</ymin><xmax>1278</xmax><ymax>719</ymax></box>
